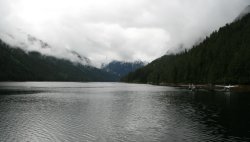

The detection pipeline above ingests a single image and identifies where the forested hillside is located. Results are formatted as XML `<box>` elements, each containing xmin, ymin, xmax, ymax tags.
<box><xmin>101</xmin><ymin>60</ymin><xmax>145</xmax><ymax>78</ymax></box>
<box><xmin>122</xmin><ymin>13</ymin><xmax>250</xmax><ymax>85</ymax></box>
<box><xmin>0</xmin><ymin>40</ymin><xmax>118</xmax><ymax>81</ymax></box>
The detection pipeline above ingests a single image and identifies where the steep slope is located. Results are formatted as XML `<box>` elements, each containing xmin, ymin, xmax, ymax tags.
<box><xmin>235</xmin><ymin>5</ymin><xmax>250</xmax><ymax>21</ymax></box>
<box><xmin>122</xmin><ymin>13</ymin><xmax>250</xmax><ymax>84</ymax></box>
<box><xmin>0</xmin><ymin>39</ymin><xmax>118</xmax><ymax>81</ymax></box>
<box><xmin>101</xmin><ymin>60</ymin><xmax>146</xmax><ymax>78</ymax></box>
<box><xmin>0</xmin><ymin>31</ymin><xmax>91</xmax><ymax>65</ymax></box>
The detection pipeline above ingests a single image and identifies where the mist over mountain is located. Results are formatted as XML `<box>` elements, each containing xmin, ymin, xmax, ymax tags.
<box><xmin>122</xmin><ymin>12</ymin><xmax>250</xmax><ymax>84</ymax></box>
<box><xmin>235</xmin><ymin>5</ymin><xmax>250</xmax><ymax>21</ymax></box>
<box><xmin>0</xmin><ymin>30</ymin><xmax>91</xmax><ymax>66</ymax></box>
<box><xmin>0</xmin><ymin>0</ymin><xmax>248</xmax><ymax>66</ymax></box>
<box><xmin>0</xmin><ymin>39</ymin><xmax>118</xmax><ymax>81</ymax></box>
<box><xmin>101</xmin><ymin>60</ymin><xmax>146</xmax><ymax>78</ymax></box>
<box><xmin>0</xmin><ymin>2</ymin><xmax>249</xmax><ymax>82</ymax></box>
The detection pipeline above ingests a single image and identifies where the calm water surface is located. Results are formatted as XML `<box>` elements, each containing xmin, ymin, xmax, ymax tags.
<box><xmin>0</xmin><ymin>82</ymin><xmax>249</xmax><ymax>142</ymax></box>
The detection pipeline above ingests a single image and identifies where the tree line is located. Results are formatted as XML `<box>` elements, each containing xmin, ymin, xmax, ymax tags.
<box><xmin>122</xmin><ymin>13</ymin><xmax>250</xmax><ymax>85</ymax></box>
<box><xmin>0</xmin><ymin>40</ymin><xmax>118</xmax><ymax>81</ymax></box>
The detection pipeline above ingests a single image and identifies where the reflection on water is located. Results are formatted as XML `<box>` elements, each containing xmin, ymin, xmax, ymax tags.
<box><xmin>0</xmin><ymin>82</ymin><xmax>249</xmax><ymax>142</ymax></box>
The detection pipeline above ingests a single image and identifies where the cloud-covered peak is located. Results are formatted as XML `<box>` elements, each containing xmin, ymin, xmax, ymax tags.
<box><xmin>0</xmin><ymin>0</ymin><xmax>249</xmax><ymax>67</ymax></box>
<box><xmin>0</xmin><ymin>29</ymin><xmax>91</xmax><ymax>65</ymax></box>
<box><xmin>235</xmin><ymin>5</ymin><xmax>250</xmax><ymax>21</ymax></box>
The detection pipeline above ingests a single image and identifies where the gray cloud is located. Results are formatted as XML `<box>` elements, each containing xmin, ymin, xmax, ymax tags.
<box><xmin>0</xmin><ymin>0</ymin><xmax>249</xmax><ymax>67</ymax></box>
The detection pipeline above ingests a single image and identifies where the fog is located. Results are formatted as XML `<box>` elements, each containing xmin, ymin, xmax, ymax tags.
<box><xmin>0</xmin><ymin>0</ymin><xmax>249</xmax><ymax>67</ymax></box>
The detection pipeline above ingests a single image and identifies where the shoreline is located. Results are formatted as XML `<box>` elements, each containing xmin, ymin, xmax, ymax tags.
<box><xmin>152</xmin><ymin>83</ymin><xmax>250</xmax><ymax>92</ymax></box>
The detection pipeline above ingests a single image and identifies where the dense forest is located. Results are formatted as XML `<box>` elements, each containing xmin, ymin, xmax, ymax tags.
<box><xmin>0</xmin><ymin>40</ymin><xmax>119</xmax><ymax>81</ymax></box>
<box><xmin>101</xmin><ymin>60</ymin><xmax>145</xmax><ymax>78</ymax></box>
<box><xmin>122</xmin><ymin>13</ymin><xmax>250</xmax><ymax>85</ymax></box>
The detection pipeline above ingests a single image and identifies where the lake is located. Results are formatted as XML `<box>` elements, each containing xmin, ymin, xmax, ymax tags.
<box><xmin>0</xmin><ymin>82</ymin><xmax>249</xmax><ymax>142</ymax></box>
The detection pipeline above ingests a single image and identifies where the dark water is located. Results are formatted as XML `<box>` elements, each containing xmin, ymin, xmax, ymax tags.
<box><xmin>0</xmin><ymin>82</ymin><xmax>249</xmax><ymax>142</ymax></box>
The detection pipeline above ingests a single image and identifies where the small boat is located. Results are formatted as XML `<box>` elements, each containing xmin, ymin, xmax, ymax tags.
<box><xmin>188</xmin><ymin>84</ymin><xmax>196</xmax><ymax>91</ymax></box>
<box><xmin>223</xmin><ymin>85</ymin><xmax>237</xmax><ymax>92</ymax></box>
<box><xmin>215</xmin><ymin>84</ymin><xmax>238</xmax><ymax>92</ymax></box>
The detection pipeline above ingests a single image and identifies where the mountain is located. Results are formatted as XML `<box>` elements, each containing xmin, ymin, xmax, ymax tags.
<box><xmin>70</xmin><ymin>50</ymin><xmax>91</xmax><ymax>65</ymax></box>
<box><xmin>235</xmin><ymin>5</ymin><xmax>250</xmax><ymax>21</ymax></box>
<box><xmin>26</xmin><ymin>34</ymin><xmax>92</xmax><ymax>64</ymax></box>
<box><xmin>0</xmin><ymin>39</ymin><xmax>118</xmax><ymax>81</ymax></box>
<box><xmin>26</xmin><ymin>34</ymin><xmax>51</xmax><ymax>49</ymax></box>
<box><xmin>122</xmin><ymin>13</ymin><xmax>250</xmax><ymax>85</ymax></box>
<box><xmin>101</xmin><ymin>60</ymin><xmax>146</xmax><ymax>78</ymax></box>
<box><xmin>0</xmin><ymin>30</ymin><xmax>91</xmax><ymax>65</ymax></box>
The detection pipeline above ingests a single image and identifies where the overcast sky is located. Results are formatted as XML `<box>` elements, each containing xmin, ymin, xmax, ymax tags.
<box><xmin>0</xmin><ymin>0</ymin><xmax>249</xmax><ymax>67</ymax></box>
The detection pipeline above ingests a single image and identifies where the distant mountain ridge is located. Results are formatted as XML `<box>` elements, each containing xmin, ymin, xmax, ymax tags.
<box><xmin>0</xmin><ymin>39</ymin><xmax>118</xmax><ymax>81</ymax></box>
<box><xmin>101</xmin><ymin>60</ymin><xmax>146</xmax><ymax>78</ymax></box>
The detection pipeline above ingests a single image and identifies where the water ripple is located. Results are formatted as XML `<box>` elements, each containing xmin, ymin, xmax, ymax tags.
<box><xmin>0</xmin><ymin>82</ymin><xmax>249</xmax><ymax>142</ymax></box>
